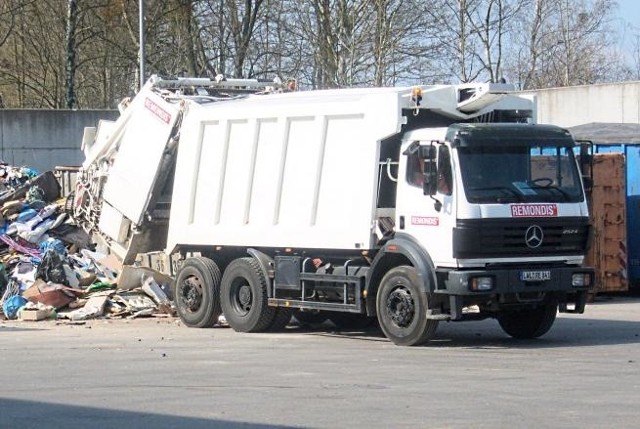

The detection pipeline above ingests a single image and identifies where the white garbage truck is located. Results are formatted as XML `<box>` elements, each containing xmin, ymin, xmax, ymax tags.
<box><xmin>73</xmin><ymin>75</ymin><xmax>593</xmax><ymax>346</ymax></box>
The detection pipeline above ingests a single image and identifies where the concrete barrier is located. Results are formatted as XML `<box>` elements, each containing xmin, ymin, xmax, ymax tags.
<box><xmin>524</xmin><ymin>81</ymin><xmax>640</xmax><ymax>127</ymax></box>
<box><xmin>0</xmin><ymin>109</ymin><xmax>118</xmax><ymax>173</ymax></box>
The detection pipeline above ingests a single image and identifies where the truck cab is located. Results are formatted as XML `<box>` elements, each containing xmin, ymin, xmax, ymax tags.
<box><xmin>377</xmin><ymin>121</ymin><xmax>593</xmax><ymax>342</ymax></box>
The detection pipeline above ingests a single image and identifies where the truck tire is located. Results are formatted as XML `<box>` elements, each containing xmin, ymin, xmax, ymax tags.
<box><xmin>292</xmin><ymin>310</ymin><xmax>330</xmax><ymax>327</ymax></box>
<box><xmin>220</xmin><ymin>257</ymin><xmax>275</xmax><ymax>332</ymax></box>
<box><xmin>376</xmin><ymin>266</ymin><xmax>438</xmax><ymax>346</ymax></box>
<box><xmin>497</xmin><ymin>302</ymin><xmax>558</xmax><ymax>339</ymax></box>
<box><xmin>266</xmin><ymin>308</ymin><xmax>294</xmax><ymax>332</ymax></box>
<box><xmin>327</xmin><ymin>312</ymin><xmax>377</xmax><ymax>331</ymax></box>
<box><xmin>173</xmin><ymin>257</ymin><xmax>222</xmax><ymax>328</ymax></box>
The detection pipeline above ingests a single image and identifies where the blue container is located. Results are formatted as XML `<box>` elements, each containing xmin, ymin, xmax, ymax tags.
<box><xmin>590</xmin><ymin>143</ymin><xmax>640</xmax><ymax>286</ymax></box>
<box><xmin>570</xmin><ymin>123</ymin><xmax>640</xmax><ymax>288</ymax></box>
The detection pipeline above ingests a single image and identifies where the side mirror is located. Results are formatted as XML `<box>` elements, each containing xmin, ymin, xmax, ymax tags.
<box><xmin>578</xmin><ymin>140</ymin><xmax>592</xmax><ymax>160</ymax></box>
<box><xmin>582</xmin><ymin>176</ymin><xmax>593</xmax><ymax>193</ymax></box>
<box><xmin>419</xmin><ymin>145</ymin><xmax>437</xmax><ymax>160</ymax></box>
<box><xmin>422</xmin><ymin>160</ymin><xmax>438</xmax><ymax>196</ymax></box>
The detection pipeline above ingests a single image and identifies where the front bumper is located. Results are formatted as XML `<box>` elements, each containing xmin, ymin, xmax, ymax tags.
<box><xmin>436</xmin><ymin>265</ymin><xmax>593</xmax><ymax>296</ymax></box>
<box><xmin>433</xmin><ymin>266</ymin><xmax>593</xmax><ymax>320</ymax></box>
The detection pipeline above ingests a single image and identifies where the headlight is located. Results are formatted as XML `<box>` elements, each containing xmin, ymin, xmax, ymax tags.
<box><xmin>469</xmin><ymin>276</ymin><xmax>494</xmax><ymax>291</ymax></box>
<box><xmin>572</xmin><ymin>273</ymin><xmax>592</xmax><ymax>287</ymax></box>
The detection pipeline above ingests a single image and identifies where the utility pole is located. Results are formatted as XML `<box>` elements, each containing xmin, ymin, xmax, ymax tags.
<box><xmin>65</xmin><ymin>0</ymin><xmax>78</xmax><ymax>108</ymax></box>
<box><xmin>139</xmin><ymin>0</ymin><xmax>145</xmax><ymax>90</ymax></box>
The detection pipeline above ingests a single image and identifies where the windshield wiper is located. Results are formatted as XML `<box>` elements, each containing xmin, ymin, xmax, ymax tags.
<box><xmin>529</xmin><ymin>184</ymin><xmax>572</xmax><ymax>201</ymax></box>
<box><xmin>468</xmin><ymin>186</ymin><xmax>523</xmax><ymax>202</ymax></box>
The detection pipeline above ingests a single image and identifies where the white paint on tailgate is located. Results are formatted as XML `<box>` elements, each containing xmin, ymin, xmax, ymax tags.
<box><xmin>102</xmin><ymin>91</ymin><xmax>180</xmax><ymax>225</ymax></box>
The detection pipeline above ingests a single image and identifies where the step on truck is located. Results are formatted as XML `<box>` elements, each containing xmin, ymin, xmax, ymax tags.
<box><xmin>73</xmin><ymin>75</ymin><xmax>594</xmax><ymax>346</ymax></box>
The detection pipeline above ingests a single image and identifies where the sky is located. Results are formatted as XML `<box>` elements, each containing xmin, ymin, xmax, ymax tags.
<box><xmin>617</xmin><ymin>0</ymin><xmax>640</xmax><ymax>60</ymax></box>
<box><xmin>617</xmin><ymin>0</ymin><xmax>640</xmax><ymax>27</ymax></box>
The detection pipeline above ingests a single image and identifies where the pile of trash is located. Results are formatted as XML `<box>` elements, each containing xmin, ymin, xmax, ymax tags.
<box><xmin>0</xmin><ymin>165</ymin><xmax>174</xmax><ymax>322</ymax></box>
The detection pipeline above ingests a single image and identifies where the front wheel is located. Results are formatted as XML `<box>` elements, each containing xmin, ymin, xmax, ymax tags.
<box><xmin>497</xmin><ymin>302</ymin><xmax>558</xmax><ymax>339</ymax></box>
<box><xmin>376</xmin><ymin>266</ymin><xmax>438</xmax><ymax>346</ymax></box>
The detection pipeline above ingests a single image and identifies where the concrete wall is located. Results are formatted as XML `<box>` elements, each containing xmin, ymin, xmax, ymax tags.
<box><xmin>527</xmin><ymin>82</ymin><xmax>640</xmax><ymax>127</ymax></box>
<box><xmin>0</xmin><ymin>109</ymin><xmax>118</xmax><ymax>173</ymax></box>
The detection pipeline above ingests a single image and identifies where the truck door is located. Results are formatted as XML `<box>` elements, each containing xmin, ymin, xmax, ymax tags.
<box><xmin>396</xmin><ymin>141</ymin><xmax>456</xmax><ymax>267</ymax></box>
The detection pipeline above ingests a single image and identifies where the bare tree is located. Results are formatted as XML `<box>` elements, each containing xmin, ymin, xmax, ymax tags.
<box><xmin>424</xmin><ymin>0</ymin><xmax>483</xmax><ymax>82</ymax></box>
<box><xmin>1</xmin><ymin>2</ymin><xmax>20</xmax><ymax>48</ymax></box>
<box><xmin>367</xmin><ymin>0</ymin><xmax>444</xmax><ymax>86</ymax></box>
<box><xmin>507</xmin><ymin>0</ymin><xmax>552</xmax><ymax>89</ymax></box>
<box><xmin>65</xmin><ymin>0</ymin><xmax>78</xmax><ymax>109</ymax></box>
<box><xmin>227</xmin><ymin>0</ymin><xmax>264</xmax><ymax>77</ymax></box>
<box><xmin>505</xmin><ymin>0</ymin><xmax>620</xmax><ymax>89</ymax></box>
<box><xmin>465</xmin><ymin>0</ymin><xmax>524</xmax><ymax>82</ymax></box>
<box><xmin>424</xmin><ymin>0</ymin><xmax>523</xmax><ymax>83</ymax></box>
<box><xmin>194</xmin><ymin>0</ymin><xmax>267</xmax><ymax>79</ymax></box>
<box><xmin>0</xmin><ymin>0</ymin><xmax>69</xmax><ymax>108</ymax></box>
<box><xmin>0</xmin><ymin>0</ymin><xmax>637</xmax><ymax>108</ymax></box>
<box><xmin>631</xmin><ymin>33</ymin><xmax>640</xmax><ymax>80</ymax></box>
<box><xmin>300</xmin><ymin>0</ymin><xmax>370</xmax><ymax>88</ymax></box>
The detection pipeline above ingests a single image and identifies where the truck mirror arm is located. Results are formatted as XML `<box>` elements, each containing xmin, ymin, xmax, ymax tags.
<box><xmin>431</xmin><ymin>196</ymin><xmax>442</xmax><ymax>212</ymax></box>
<box><xmin>422</xmin><ymin>178</ymin><xmax>442</xmax><ymax>212</ymax></box>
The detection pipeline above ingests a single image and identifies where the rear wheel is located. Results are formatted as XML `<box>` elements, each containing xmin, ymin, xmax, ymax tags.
<box><xmin>327</xmin><ymin>312</ymin><xmax>377</xmax><ymax>330</ymax></box>
<box><xmin>266</xmin><ymin>308</ymin><xmax>294</xmax><ymax>332</ymax></box>
<box><xmin>173</xmin><ymin>257</ymin><xmax>222</xmax><ymax>328</ymax></box>
<box><xmin>292</xmin><ymin>310</ymin><xmax>330</xmax><ymax>327</ymax></box>
<box><xmin>376</xmin><ymin>266</ymin><xmax>438</xmax><ymax>346</ymax></box>
<box><xmin>220</xmin><ymin>257</ymin><xmax>275</xmax><ymax>332</ymax></box>
<box><xmin>497</xmin><ymin>302</ymin><xmax>558</xmax><ymax>339</ymax></box>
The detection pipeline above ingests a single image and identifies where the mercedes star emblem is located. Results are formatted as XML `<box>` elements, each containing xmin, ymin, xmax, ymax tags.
<box><xmin>525</xmin><ymin>225</ymin><xmax>544</xmax><ymax>248</ymax></box>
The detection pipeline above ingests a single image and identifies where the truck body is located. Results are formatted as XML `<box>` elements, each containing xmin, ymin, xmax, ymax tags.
<box><xmin>74</xmin><ymin>76</ymin><xmax>593</xmax><ymax>345</ymax></box>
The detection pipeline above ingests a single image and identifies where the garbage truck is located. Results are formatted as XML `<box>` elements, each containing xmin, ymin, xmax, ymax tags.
<box><xmin>73</xmin><ymin>75</ymin><xmax>594</xmax><ymax>346</ymax></box>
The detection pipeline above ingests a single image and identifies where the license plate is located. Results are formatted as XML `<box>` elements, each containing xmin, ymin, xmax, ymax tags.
<box><xmin>520</xmin><ymin>270</ymin><xmax>551</xmax><ymax>282</ymax></box>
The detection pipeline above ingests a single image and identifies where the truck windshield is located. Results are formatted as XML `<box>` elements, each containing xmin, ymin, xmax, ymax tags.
<box><xmin>458</xmin><ymin>145</ymin><xmax>584</xmax><ymax>204</ymax></box>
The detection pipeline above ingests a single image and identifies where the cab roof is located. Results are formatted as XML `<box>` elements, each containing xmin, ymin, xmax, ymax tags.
<box><xmin>446</xmin><ymin>123</ymin><xmax>575</xmax><ymax>147</ymax></box>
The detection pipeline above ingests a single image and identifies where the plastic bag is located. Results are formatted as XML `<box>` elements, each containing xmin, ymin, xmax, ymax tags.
<box><xmin>2</xmin><ymin>295</ymin><xmax>28</xmax><ymax>319</ymax></box>
<box><xmin>36</xmin><ymin>250</ymin><xmax>68</xmax><ymax>285</ymax></box>
<box><xmin>39</xmin><ymin>238</ymin><xmax>67</xmax><ymax>257</ymax></box>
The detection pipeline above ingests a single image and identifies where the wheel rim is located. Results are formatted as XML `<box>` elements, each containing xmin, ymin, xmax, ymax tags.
<box><xmin>179</xmin><ymin>275</ymin><xmax>203</xmax><ymax>313</ymax></box>
<box><xmin>386</xmin><ymin>287</ymin><xmax>415</xmax><ymax>328</ymax></box>
<box><xmin>231</xmin><ymin>279</ymin><xmax>253</xmax><ymax>315</ymax></box>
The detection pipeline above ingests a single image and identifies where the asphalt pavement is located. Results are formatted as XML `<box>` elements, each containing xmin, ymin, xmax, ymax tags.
<box><xmin>1</xmin><ymin>297</ymin><xmax>639</xmax><ymax>429</ymax></box>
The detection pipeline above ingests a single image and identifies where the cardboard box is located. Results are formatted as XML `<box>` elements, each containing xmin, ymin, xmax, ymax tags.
<box><xmin>22</xmin><ymin>279</ymin><xmax>79</xmax><ymax>309</ymax></box>
<box><xmin>19</xmin><ymin>308</ymin><xmax>50</xmax><ymax>321</ymax></box>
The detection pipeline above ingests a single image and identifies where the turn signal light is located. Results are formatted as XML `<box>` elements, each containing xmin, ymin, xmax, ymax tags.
<box><xmin>411</xmin><ymin>87</ymin><xmax>423</xmax><ymax>105</ymax></box>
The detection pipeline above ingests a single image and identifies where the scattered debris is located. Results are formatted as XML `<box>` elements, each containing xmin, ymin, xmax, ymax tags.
<box><xmin>22</xmin><ymin>279</ymin><xmax>80</xmax><ymax>309</ymax></box>
<box><xmin>59</xmin><ymin>292</ymin><xmax>111</xmax><ymax>321</ymax></box>
<box><xmin>55</xmin><ymin>320</ymin><xmax>86</xmax><ymax>326</ymax></box>
<box><xmin>0</xmin><ymin>164</ymin><xmax>177</xmax><ymax>323</ymax></box>
<box><xmin>18</xmin><ymin>302</ymin><xmax>55</xmax><ymax>321</ymax></box>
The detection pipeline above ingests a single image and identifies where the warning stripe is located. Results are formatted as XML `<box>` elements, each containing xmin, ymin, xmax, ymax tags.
<box><xmin>619</xmin><ymin>240</ymin><xmax>628</xmax><ymax>279</ymax></box>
